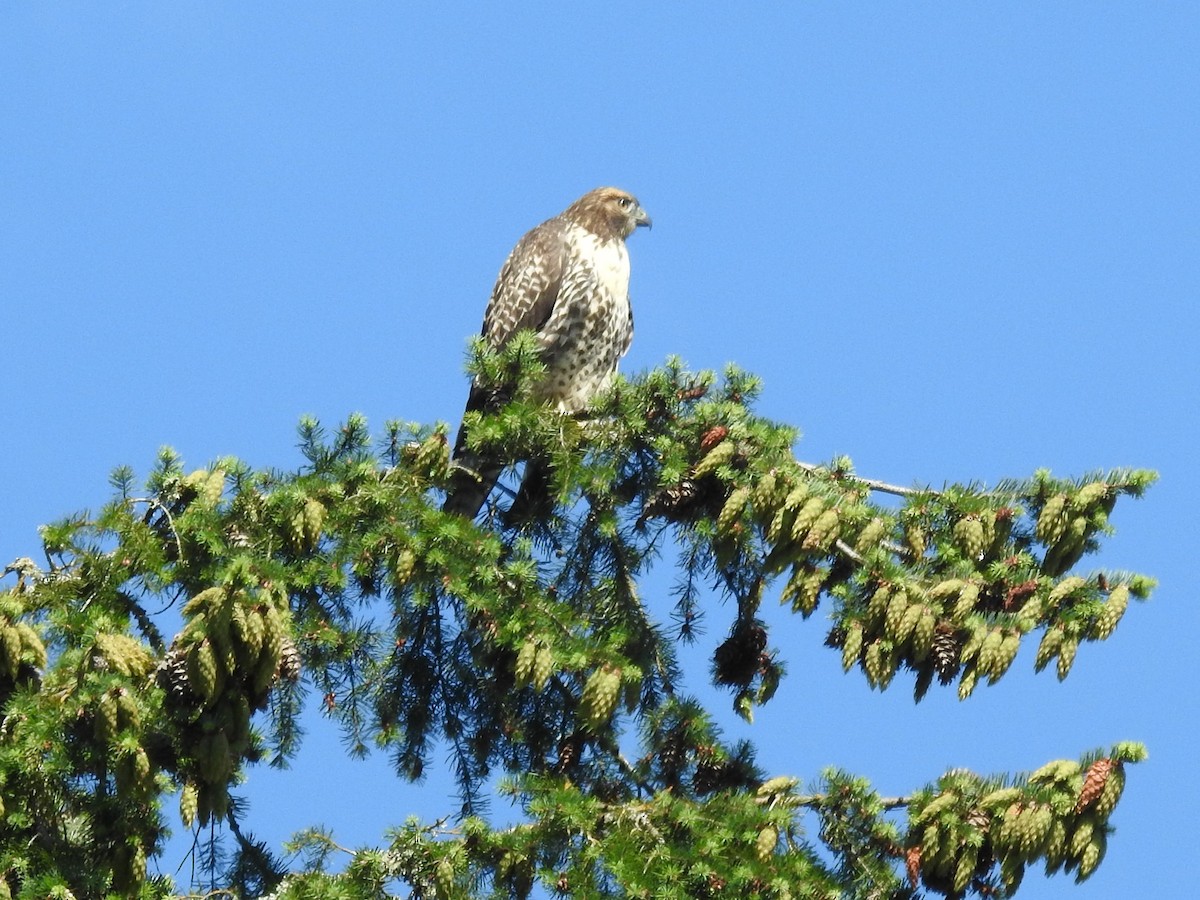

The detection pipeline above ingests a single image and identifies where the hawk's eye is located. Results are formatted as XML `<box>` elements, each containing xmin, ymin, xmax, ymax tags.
<box><xmin>617</xmin><ymin>196</ymin><xmax>632</xmax><ymax>209</ymax></box>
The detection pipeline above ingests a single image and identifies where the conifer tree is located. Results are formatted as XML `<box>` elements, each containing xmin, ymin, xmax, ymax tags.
<box><xmin>0</xmin><ymin>343</ymin><xmax>1155</xmax><ymax>899</ymax></box>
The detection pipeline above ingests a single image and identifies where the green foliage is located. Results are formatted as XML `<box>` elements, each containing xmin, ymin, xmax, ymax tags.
<box><xmin>0</xmin><ymin>357</ymin><xmax>1155</xmax><ymax>898</ymax></box>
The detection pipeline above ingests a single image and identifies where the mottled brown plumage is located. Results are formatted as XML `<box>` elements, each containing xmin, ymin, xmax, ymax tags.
<box><xmin>444</xmin><ymin>187</ymin><xmax>651</xmax><ymax>519</ymax></box>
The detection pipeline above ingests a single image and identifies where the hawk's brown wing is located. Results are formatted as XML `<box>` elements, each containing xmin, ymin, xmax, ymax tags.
<box><xmin>444</xmin><ymin>218</ymin><xmax>569</xmax><ymax>518</ymax></box>
<box><xmin>481</xmin><ymin>217</ymin><xmax>569</xmax><ymax>348</ymax></box>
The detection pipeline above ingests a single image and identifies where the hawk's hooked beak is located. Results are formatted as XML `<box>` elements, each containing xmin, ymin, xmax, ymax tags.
<box><xmin>634</xmin><ymin>205</ymin><xmax>652</xmax><ymax>230</ymax></box>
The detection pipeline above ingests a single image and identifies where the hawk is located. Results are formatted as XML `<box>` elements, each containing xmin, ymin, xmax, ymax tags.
<box><xmin>444</xmin><ymin>187</ymin><xmax>652</xmax><ymax>519</ymax></box>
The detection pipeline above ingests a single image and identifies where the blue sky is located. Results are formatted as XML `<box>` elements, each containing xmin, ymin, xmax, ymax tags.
<box><xmin>2</xmin><ymin>3</ymin><xmax>1197</xmax><ymax>896</ymax></box>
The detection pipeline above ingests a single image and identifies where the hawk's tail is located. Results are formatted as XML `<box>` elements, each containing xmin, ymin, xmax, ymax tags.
<box><xmin>442</xmin><ymin>449</ymin><xmax>503</xmax><ymax>519</ymax></box>
<box><xmin>502</xmin><ymin>459</ymin><xmax>555</xmax><ymax>527</ymax></box>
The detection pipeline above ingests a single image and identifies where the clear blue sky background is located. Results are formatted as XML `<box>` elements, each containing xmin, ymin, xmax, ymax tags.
<box><xmin>2</xmin><ymin>4</ymin><xmax>1197</xmax><ymax>897</ymax></box>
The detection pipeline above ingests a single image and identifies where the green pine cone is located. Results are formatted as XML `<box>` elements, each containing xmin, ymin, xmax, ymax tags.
<box><xmin>200</xmin><ymin>728</ymin><xmax>232</xmax><ymax>784</ymax></box>
<box><xmin>1034</xmin><ymin>627</ymin><xmax>1064</xmax><ymax>672</ymax></box>
<box><xmin>752</xmin><ymin>470</ymin><xmax>781</xmax><ymax>514</ymax></box>
<box><xmin>864</xmin><ymin>641</ymin><xmax>884</xmax><ymax>688</ymax></box>
<box><xmin>911</xmin><ymin>607</ymin><xmax>936</xmax><ymax>662</ymax></box>
<box><xmin>885</xmin><ymin>591</ymin><xmax>910</xmax><ymax>642</ymax></box>
<box><xmin>927</xmin><ymin>578</ymin><xmax>965</xmax><ymax>603</ymax></box>
<box><xmin>95</xmin><ymin>691</ymin><xmax>119</xmax><ymax>744</ymax></box>
<box><xmin>896</xmin><ymin>597</ymin><xmax>925</xmax><ymax>645</ymax></box>
<box><xmin>581</xmin><ymin>668</ymin><xmax>621</xmax><ymax>730</ymax></box>
<box><xmin>957</xmin><ymin>664</ymin><xmax>978</xmax><ymax>700</ymax></box>
<box><xmin>950</xmin><ymin>582</ymin><xmax>981</xmax><ymax>623</ymax></box>
<box><xmin>954</xmin><ymin>516</ymin><xmax>986</xmax><ymax>560</ymax></box>
<box><xmin>905</xmin><ymin>523</ymin><xmax>927</xmax><ymax>559</ymax></box>
<box><xmin>767</xmin><ymin>504</ymin><xmax>796</xmax><ymax>544</ymax></box>
<box><xmin>692</xmin><ymin>440</ymin><xmax>736</xmax><ymax>479</ymax></box>
<box><xmin>1043</xmin><ymin>817</ymin><xmax>1068</xmax><ymax>872</ymax></box>
<box><xmin>394</xmin><ymin>548</ymin><xmax>417</xmax><ymax>586</ymax></box>
<box><xmin>187</xmin><ymin>639</ymin><xmax>220</xmax><ymax>705</ymax></box>
<box><xmin>980</xmin><ymin>787</ymin><xmax>1023</xmax><ymax>811</ymax></box>
<box><xmin>977</xmin><ymin>628</ymin><xmax>1003</xmax><ymax>680</ymax></box>
<box><xmin>854</xmin><ymin>516</ymin><xmax>889</xmax><ymax>554</ymax></box>
<box><xmin>1047</xmin><ymin>575</ymin><xmax>1087</xmax><ymax>605</ymax></box>
<box><xmin>532</xmin><ymin>646</ymin><xmax>553</xmax><ymax>692</ymax></box>
<box><xmin>790</xmin><ymin>496</ymin><xmax>828</xmax><ymax>542</ymax></box>
<box><xmin>717</xmin><ymin>486</ymin><xmax>751</xmax><ymax>534</ymax></box>
<box><xmin>1068</xmin><ymin>815</ymin><xmax>1095</xmax><ymax>861</ymax></box>
<box><xmin>1076</xmin><ymin>830</ymin><xmax>1106</xmax><ymax>881</ymax></box>
<box><xmin>990</xmin><ymin>630</ymin><xmax>1020</xmax><ymax>683</ymax></box>
<box><xmin>841</xmin><ymin>622</ymin><xmax>864</xmax><ymax>672</ymax></box>
<box><xmin>434</xmin><ymin>857</ymin><xmax>456</xmax><ymax>897</ymax></box>
<box><xmin>1056</xmin><ymin>636</ymin><xmax>1079</xmax><ymax>680</ymax></box>
<box><xmin>1036</xmin><ymin>493</ymin><xmax>1069</xmax><ymax>544</ymax></box>
<box><xmin>1071</xmin><ymin>481</ymin><xmax>1109</xmax><ymax>510</ymax></box>
<box><xmin>1092</xmin><ymin>584</ymin><xmax>1129</xmax><ymax>639</ymax></box>
<box><xmin>780</xmin><ymin>482</ymin><xmax>811</xmax><ymax>512</ymax></box>
<box><xmin>1093</xmin><ymin>763</ymin><xmax>1125</xmax><ymax>818</ymax></box>
<box><xmin>865</xmin><ymin>585</ymin><xmax>893</xmax><ymax>629</ymax></box>
<box><xmin>251</xmin><ymin>626</ymin><xmax>284</xmax><ymax>698</ymax></box>
<box><xmin>514</xmin><ymin>639</ymin><xmax>538</xmax><ymax>688</ymax></box>
<box><xmin>755</xmin><ymin>825</ymin><xmax>777</xmax><ymax>861</ymax></box>
<box><xmin>914</xmin><ymin>791</ymin><xmax>958</xmax><ymax>824</ymax></box>
<box><xmin>14</xmin><ymin>622</ymin><xmax>47</xmax><ymax>670</ymax></box>
<box><xmin>953</xmin><ymin>847</ymin><xmax>977</xmax><ymax>893</ymax></box>
<box><xmin>180</xmin><ymin>782</ymin><xmax>199</xmax><ymax>828</ymax></box>
<box><xmin>801</xmin><ymin>507</ymin><xmax>841</xmax><ymax>551</ymax></box>
<box><xmin>116</xmin><ymin>691</ymin><xmax>141</xmax><ymax>731</ymax></box>
<box><xmin>1019</xmin><ymin>805</ymin><xmax>1053</xmax><ymax>858</ymax></box>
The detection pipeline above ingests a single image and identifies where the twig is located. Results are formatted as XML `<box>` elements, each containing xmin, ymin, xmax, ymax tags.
<box><xmin>126</xmin><ymin>496</ymin><xmax>186</xmax><ymax>565</ymax></box>
<box><xmin>833</xmin><ymin>539</ymin><xmax>864</xmax><ymax>565</ymax></box>
<box><xmin>796</xmin><ymin>793</ymin><xmax>911</xmax><ymax>810</ymax></box>
<box><xmin>596</xmin><ymin>734</ymin><xmax>654</xmax><ymax>796</ymax></box>
<box><xmin>797</xmin><ymin>461</ymin><xmax>924</xmax><ymax>498</ymax></box>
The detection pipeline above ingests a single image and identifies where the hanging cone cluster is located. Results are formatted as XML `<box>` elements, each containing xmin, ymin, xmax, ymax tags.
<box><xmin>694</xmin><ymin>431</ymin><xmax>1155</xmax><ymax>704</ymax></box>
<box><xmin>907</xmin><ymin>744</ymin><xmax>1144</xmax><ymax>897</ymax></box>
<box><xmin>159</xmin><ymin>582</ymin><xmax>297</xmax><ymax>825</ymax></box>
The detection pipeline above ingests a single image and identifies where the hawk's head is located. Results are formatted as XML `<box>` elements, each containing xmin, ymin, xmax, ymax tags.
<box><xmin>564</xmin><ymin>187</ymin><xmax>652</xmax><ymax>241</ymax></box>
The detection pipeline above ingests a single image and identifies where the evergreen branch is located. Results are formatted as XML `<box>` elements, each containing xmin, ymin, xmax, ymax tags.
<box><xmin>0</xmin><ymin>360</ymin><xmax>1152</xmax><ymax>900</ymax></box>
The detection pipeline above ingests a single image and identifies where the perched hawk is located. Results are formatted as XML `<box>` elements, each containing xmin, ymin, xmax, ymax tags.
<box><xmin>444</xmin><ymin>187</ymin><xmax>652</xmax><ymax>519</ymax></box>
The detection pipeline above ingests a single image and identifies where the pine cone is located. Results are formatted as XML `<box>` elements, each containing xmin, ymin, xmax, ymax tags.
<box><xmin>277</xmin><ymin>636</ymin><xmax>302</xmax><ymax>683</ymax></box>
<box><xmin>155</xmin><ymin>644</ymin><xmax>194</xmax><ymax>703</ymax></box>
<box><xmin>906</xmin><ymin>845</ymin><xmax>922</xmax><ymax>888</ymax></box>
<box><xmin>713</xmin><ymin>625</ymin><xmax>768</xmax><ymax>688</ymax></box>
<box><xmin>932</xmin><ymin>627</ymin><xmax>962</xmax><ymax>684</ymax></box>
<box><xmin>554</xmin><ymin>733</ymin><xmax>581</xmax><ymax>773</ymax></box>
<box><xmin>966</xmin><ymin>807</ymin><xmax>991</xmax><ymax>831</ymax></box>
<box><xmin>1004</xmin><ymin>579</ymin><xmax>1039</xmax><ymax>611</ymax></box>
<box><xmin>1074</xmin><ymin>758</ymin><xmax>1114</xmax><ymax>814</ymax></box>
<box><xmin>699</xmin><ymin>425</ymin><xmax>729</xmax><ymax>453</ymax></box>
